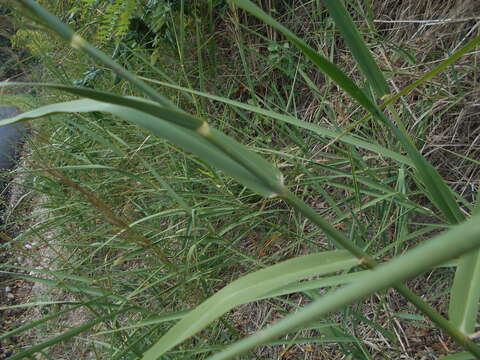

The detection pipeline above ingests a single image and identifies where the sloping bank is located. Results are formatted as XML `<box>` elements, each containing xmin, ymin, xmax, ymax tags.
<box><xmin>0</xmin><ymin>103</ymin><xmax>31</xmax><ymax>358</ymax></box>
<box><xmin>0</xmin><ymin>100</ymin><xmax>96</xmax><ymax>358</ymax></box>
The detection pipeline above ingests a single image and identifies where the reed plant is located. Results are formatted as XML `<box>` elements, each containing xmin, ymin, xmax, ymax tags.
<box><xmin>2</xmin><ymin>0</ymin><xmax>480</xmax><ymax>358</ymax></box>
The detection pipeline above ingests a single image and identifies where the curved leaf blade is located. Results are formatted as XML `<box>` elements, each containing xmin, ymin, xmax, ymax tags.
<box><xmin>0</xmin><ymin>82</ymin><xmax>203</xmax><ymax>129</ymax></box>
<box><xmin>138</xmin><ymin>79</ymin><xmax>413</xmax><ymax>166</ymax></box>
<box><xmin>230</xmin><ymin>0</ymin><xmax>379</xmax><ymax>115</ymax></box>
<box><xmin>2</xmin><ymin>99</ymin><xmax>281</xmax><ymax>197</ymax></box>
<box><xmin>141</xmin><ymin>251</ymin><xmax>358</xmax><ymax>359</ymax></box>
<box><xmin>207</xmin><ymin>211</ymin><xmax>480</xmax><ymax>360</ymax></box>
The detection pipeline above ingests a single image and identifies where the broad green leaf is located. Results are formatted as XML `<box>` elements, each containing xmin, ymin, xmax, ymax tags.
<box><xmin>449</xmin><ymin>152</ymin><xmax>480</xmax><ymax>334</ymax></box>
<box><xmin>1</xmin><ymin>82</ymin><xmax>203</xmax><ymax>129</ymax></box>
<box><xmin>449</xmin><ymin>251</ymin><xmax>480</xmax><ymax>334</ymax></box>
<box><xmin>206</xmin><ymin>211</ymin><xmax>480</xmax><ymax>360</ymax></box>
<box><xmin>443</xmin><ymin>223</ymin><xmax>479</xmax><ymax>337</ymax></box>
<box><xmin>322</xmin><ymin>0</ymin><xmax>389</xmax><ymax>97</ymax></box>
<box><xmin>2</xmin><ymin>99</ymin><xmax>283</xmax><ymax>197</ymax></box>
<box><xmin>141</xmin><ymin>251</ymin><xmax>358</xmax><ymax>359</ymax></box>
<box><xmin>262</xmin><ymin>271</ymin><xmax>367</xmax><ymax>299</ymax></box>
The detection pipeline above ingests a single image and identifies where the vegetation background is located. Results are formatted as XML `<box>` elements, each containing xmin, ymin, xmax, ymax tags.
<box><xmin>1</xmin><ymin>0</ymin><xmax>479</xmax><ymax>359</ymax></box>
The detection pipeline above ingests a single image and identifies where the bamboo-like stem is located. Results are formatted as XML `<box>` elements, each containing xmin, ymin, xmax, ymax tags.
<box><xmin>282</xmin><ymin>190</ymin><xmax>480</xmax><ymax>357</ymax></box>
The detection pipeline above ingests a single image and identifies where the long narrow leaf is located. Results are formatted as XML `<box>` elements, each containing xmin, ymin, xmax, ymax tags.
<box><xmin>206</xmin><ymin>211</ymin><xmax>480</xmax><ymax>360</ymax></box>
<box><xmin>141</xmin><ymin>251</ymin><xmax>358</xmax><ymax>359</ymax></box>
<box><xmin>322</xmin><ymin>0</ymin><xmax>389</xmax><ymax>97</ymax></box>
<box><xmin>230</xmin><ymin>0</ymin><xmax>379</xmax><ymax>115</ymax></box>
<box><xmin>138</xmin><ymin>78</ymin><xmax>412</xmax><ymax>166</ymax></box>
<box><xmin>1</xmin><ymin>99</ymin><xmax>282</xmax><ymax>197</ymax></box>
<box><xmin>449</xmin><ymin>196</ymin><xmax>480</xmax><ymax>332</ymax></box>
<box><xmin>0</xmin><ymin>82</ymin><xmax>203</xmax><ymax>129</ymax></box>
<box><xmin>449</xmin><ymin>252</ymin><xmax>480</xmax><ymax>334</ymax></box>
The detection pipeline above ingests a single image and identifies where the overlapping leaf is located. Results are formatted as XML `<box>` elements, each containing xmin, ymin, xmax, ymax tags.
<box><xmin>2</xmin><ymin>97</ymin><xmax>283</xmax><ymax>197</ymax></box>
<box><xmin>141</xmin><ymin>251</ymin><xmax>358</xmax><ymax>359</ymax></box>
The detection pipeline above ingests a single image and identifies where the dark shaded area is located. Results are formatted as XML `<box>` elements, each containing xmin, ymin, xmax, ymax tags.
<box><xmin>0</xmin><ymin>107</ymin><xmax>24</xmax><ymax>170</ymax></box>
<box><xmin>0</xmin><ymin>106</ymin><xmax>25</xmax><ymax>359</ymax></box>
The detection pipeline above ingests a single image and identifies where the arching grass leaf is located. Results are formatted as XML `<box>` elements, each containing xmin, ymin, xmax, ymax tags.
<box><xmin>140</xmin><ymin>251</ymin><xmax>358</xmax><ymax>359</ymax></box>
<box><xmin>2</xmin><ymin>99</ymin><xmax>282</xmax><ymax>197</ymax></box>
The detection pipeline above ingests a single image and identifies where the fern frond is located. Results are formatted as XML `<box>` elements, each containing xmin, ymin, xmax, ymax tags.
<box><xmin>96</xmin><ymin>0</ymin><xmax>137</xmax><ymax>44</ymax></box>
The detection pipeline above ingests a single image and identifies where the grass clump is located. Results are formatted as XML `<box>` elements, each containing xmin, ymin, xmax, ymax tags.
<box><xmin>1</xmin><ymin>0</ymin><xmax>480</xmax><ymax>359</ymax></box>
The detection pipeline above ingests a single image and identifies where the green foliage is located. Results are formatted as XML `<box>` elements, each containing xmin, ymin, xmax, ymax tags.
<box><xmin>11</xmin><ymin>29</ymin><xmax>54</xmax><ymax>56</ymax></box>
<box><xmin>4</xmin><ymin>0</ymin><xmax>480</xmax><ymax>359</ymax></box>
<box><xmin>96</xmin><ymin>0</ymin><xmax>138</xmax><ymax>43</ymax></box>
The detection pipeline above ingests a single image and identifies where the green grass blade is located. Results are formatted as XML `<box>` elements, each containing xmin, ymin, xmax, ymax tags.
<box><xmin>385</xmin><ymin>35</ymin><xmax>480</xmax><ymax>107</ymax></box>
<box><xmin>206</xmin><ymin>211</ymin><xmax>480</xmax><ymax>360</ymax></box>
<box><xmin>139</xmin><ymin>78</ymin><xmax>412</xmax><ymax>165</ymax></box>
<box><xmin>449</xmin><ymin>251</ymin><xmax>480</xmax><ymax>334</ymax></box>
<box><xmin>0</xmin><ymin>82</ymin><xmax>203</xmax><ymax>130</ymax></box>
<box><xmin>439</xmin><ymin>352</ymin><xmax>476</xmax><ymax>360</ymax></box>
<box><xmin>140</xmin><ymin>251</ymin><xmax>358</xmax><ymax>359</ymax></box>
<box><xmin>231</xmin><ymin>0</ymin><xmax>464</xmax><ymax>225</ymax></box>
<box><xmin>230</xmin><ymin>0</ymin><xmax>379</xmax><ymax>116</ymax></box>
<box><xmin>449</xmin><ymin>162</ymin><xmax>480</xmax><ymax>333</ymax></box>
<box><xmin>2</xmin><ymin>99</ymin><xmax>282</xmax><ymax>197</ymax></box>
<box><xmin>322</xmin><ymin>0</ymin><xmax>389</xmax><ymax>97</ymax></box>
<box><xmin>8</xmin><ymin>308</ymin><xmax>132</xmax><ymax>360</ymax></box>
<box><xmin>261</xmin><ymin>271</ymin><xmax>367</xmax><ymax>299</ymax></box>
<box><xmin>320</xmin><ymin>34</ymin><xmax>480</xmax><ymax>153</ymax></box>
